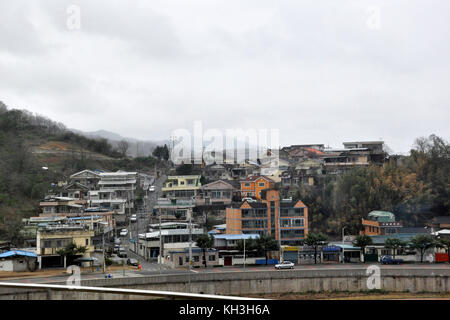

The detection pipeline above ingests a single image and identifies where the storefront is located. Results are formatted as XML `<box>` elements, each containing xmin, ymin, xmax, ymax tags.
<box><xmin>282</xmin><ymin>246</ymin><xmax>299</xmax><ymax>264</ymax></box>
<box><xmin>299</xmin><ymin>246</ymin><xmax>321</xmax><ymax>264</ymax></box>
<box><xmin>322</xmin><ymin>245</ymin><xmax>340</xmax><ymax>263</ymax></box>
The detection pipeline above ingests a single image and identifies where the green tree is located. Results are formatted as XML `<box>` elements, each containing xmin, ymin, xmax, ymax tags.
<box><xmin>353</xmin><ymin>234</ymin><xmax>373</xmax><ymax>262</ymax></box>
<box><xmin>384</xmin><ymin>238</ymin><xmax>407</xmax><ymax>259</ymax></box>
<box><xmin>56</xmin><ymin>243</ymin><xmax>87</xmax><ymax>266</ymax></box>
<box><xmin>195</xmin><ymin>234</ymin><xmax>215</xmax><ymax>267</ymax></box>
<box><xmin>255</xmin><ymin>235</ymin><xmax>279</xmax><ymax>265</ymax></box>
<box><xmin>304</xmin><ymin>232</ymin><xmax>328</xmax><ymax>264</ymax></box>
<box><xmin>409</xmin><ymin>234</ymin><xmax>435</xmax><ymax>263</ymax></box>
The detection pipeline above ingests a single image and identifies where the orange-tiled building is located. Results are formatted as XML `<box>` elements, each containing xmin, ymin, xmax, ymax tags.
<box><xmin>226</xmin><ymin>189</ymin><xmax>308</xmax><ymax>245</ymax></box>
<box><xmin>240</xmin><ymin>175</ymin><xmax>275</xmax><ymax>200</ymax></box>
<box><xmin>360</xmin><ymin>219</ymin><xmax>381</xmax><ymax>235</ymax></box>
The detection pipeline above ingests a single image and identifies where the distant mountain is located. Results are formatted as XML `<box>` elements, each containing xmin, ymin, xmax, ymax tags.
<box><xmin>70</xmin><ymin>128</ymin><xmax>168</xmax><ymax>157</ymax></box>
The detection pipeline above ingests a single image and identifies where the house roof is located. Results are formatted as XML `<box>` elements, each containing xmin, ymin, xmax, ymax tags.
<box><xmin>242</xmin><ymin>175</ymin><xmax>274</xmax><ymax>183</ymax></box>
<box><xmin>369</xmin><ymin>233</ymin><xmax>425</xmax><ymax>245</ymax></box>
<box><xmin>213</xmin><ymin>234</ymin><xmax>260</xmax><ymax>240</ymax></box>
<box><xmin>201</xmin><ymin>180</ymin><xmax>236</xmax><ymax>190</ymax></box>
<box><xmin>0</xmin><ymin>250</ymin><xmax>37</xmax><ymax>258</ymax></box>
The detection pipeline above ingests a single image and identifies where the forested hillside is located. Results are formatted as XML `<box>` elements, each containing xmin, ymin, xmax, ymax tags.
<box><xmin>291</xmin><ymin>134</ymin><xmax>450</xmax><ymax>237</ymax></box>
<box><xmin>0</xmin><ymin>102</ymin><xmax>165</xmax><ymax>243</ymax></box>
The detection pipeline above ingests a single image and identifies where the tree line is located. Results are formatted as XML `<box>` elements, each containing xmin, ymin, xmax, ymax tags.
<box><xmin>291</xmin><ymin>134</ymin><xmax>449</xmax><ymax>236</ymax></box>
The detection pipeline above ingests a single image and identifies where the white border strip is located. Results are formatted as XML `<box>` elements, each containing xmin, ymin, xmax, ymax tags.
<box><xmin>0</xmin><ymin>282</ymin><xmax>264</xmax><ymax>300</ymax></box>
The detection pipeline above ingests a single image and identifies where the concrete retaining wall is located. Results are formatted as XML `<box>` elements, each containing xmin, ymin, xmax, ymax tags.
<box><xmin>1</xmin><ymin>268</ymin><xmax>449</xmax><ymax>299</ymax></box>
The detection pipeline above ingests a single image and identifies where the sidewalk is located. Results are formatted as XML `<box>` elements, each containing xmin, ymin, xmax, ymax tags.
<box><xmin>0</xmin><ymin>265</ymin><xmax>137</xmax><ymax>280</ymax></box>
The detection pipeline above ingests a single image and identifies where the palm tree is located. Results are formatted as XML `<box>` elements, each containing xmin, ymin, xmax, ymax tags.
<box><xmin>195</xmin><ymin>234</ymin><xmax>214</xmax><ymax>267</ymax></box>
<box><xmin>353</xmin><ymin>234</ymin><xmax>373</xmax><ymax>263</ymax></box>
<box><xmin>304</xmin><ymin>232</ymin><xmax>328</xmax><ymax>264</ymax></box>
<box><xmin>255</xmin><ymin>235</ymin><xmax>279</xmax><ymax>265</ymax></box>
<box><xmin>410</xmin><ymin>234</ymin><xmax>435</xmax><ymax>263</ymax></box>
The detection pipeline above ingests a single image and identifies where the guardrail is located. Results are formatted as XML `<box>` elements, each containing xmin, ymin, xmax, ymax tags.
<box><xmin>0</xmin><ymin>282</ymin><xmax>262</xmax><ymax>300</ymax></box>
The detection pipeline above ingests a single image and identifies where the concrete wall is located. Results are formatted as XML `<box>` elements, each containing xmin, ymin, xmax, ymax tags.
<box><xmin>1</xmin><ymin>268</ymin><xmax>449</xmax><ymax>300</ymax></box>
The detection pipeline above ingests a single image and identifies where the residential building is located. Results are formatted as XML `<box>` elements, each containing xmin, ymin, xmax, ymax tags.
<box><xmin>154</xmin><ymin>198</ymin><xmax>196</xmax><ymax>221</ymax></box>
<box><xmin>69</xmin><ymin>169</ymin><xmax>101</xmax><ymax>190</ymax></box>
<box><xmin>88</xmin><ymin>171</ymin><xmax>138</xmax><ymax>214</ymax></box>
<box><xmin>39</xmin><ymin>197</ymin><xmax>87</xmax><ymax>216</ymax></box>
<box><xmin>137</xmin><ymin>225</ymin><xmax>204</xmax><ymax>262</ymax></box>
<box><xmin>57</xmin><ymin>182</ymin><xmax>90</xmax><ymax>200</ymax></box>
<box><xmin>166</xmin><ymin>248</ymin><xmax>219</xmax><ymax>268</ymax></box>
<box><xmin>240</xmin><ymin>175</ymin><xmax>274</xmax><ymax>200</ymax></box>
<box><xmin>0</xmin><ymin>250</ymin><xmax>38</xmax><ymax>272</ymax></box>
<box><xmin>226</xmin><ymin>189</ymin><xmax>308</xmax><ymax>245</ymax></box>
<box><xmin>360</xmin><ymin>211</ymin><xmax>403</xmax><ymax>236</ymax></box>
<box><xmin>36</xmin><ymin>223</ymin><xmax>95</xmax><ymax>269</ymax></box>
<box><xmin>195</xmin><ymin>180</ymin><xmax>238</xmax><ymax>206</ymax></box>
<box><xmin>162</xmin><ymin>175</ymin><xmax>202</xmax><ymax>199</ymax></box>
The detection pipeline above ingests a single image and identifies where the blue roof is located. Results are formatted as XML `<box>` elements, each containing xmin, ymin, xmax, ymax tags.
<box><xmin>68</xmin><ymin>215</ymin><xmax>100</xmax><ymax>221</ymax></box>
<box><xmin>213</xmin><ymin>234</ymin><xmax>260</xmax><ymax>240</ymax></box>
<box><xmin>369</xmin><ymin>233</ymin><xmax>423</xmax><ymax>245</ymax></box>
<box><xmin>337</xmin><ymin>244</ymin><xmax>361</xmax><ymax>250</ymax></box>
<box><xmin>0</xmin><ymin>250</ymin><xmax>37</xmax><ymax>258</ymax></box>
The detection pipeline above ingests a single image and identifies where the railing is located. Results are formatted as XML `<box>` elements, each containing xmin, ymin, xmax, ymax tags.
<box><xmin>0</xmin><ymin>282</ymin><xmax>262</xmax><ymax>300</ymax></box>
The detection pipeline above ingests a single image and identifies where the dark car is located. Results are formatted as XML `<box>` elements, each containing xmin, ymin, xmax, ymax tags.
<box><xmin>381</xmin><ymin>255</ymin><xmax>403</xmax><ymax>264</ymax></box>
<box><xmin>127</xmin><ymin>258</ymin><xmax>138</xmax><ymax>266</ymax></box>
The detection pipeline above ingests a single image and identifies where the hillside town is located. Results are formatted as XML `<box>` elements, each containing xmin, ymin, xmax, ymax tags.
<box><xmin>1</xmin><ymin>140</ymin><xmax>448</xmax><ymax>274</ymax></box>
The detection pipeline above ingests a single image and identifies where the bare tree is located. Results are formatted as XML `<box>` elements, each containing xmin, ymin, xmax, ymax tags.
<box><xmin>117</xmin><ymin>140</ymin><xmax>129</xmax><ymax>158</ymax></box>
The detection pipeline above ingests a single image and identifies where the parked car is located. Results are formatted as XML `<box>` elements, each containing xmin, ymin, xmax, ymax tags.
<box><xmin>149</xmin><ymin>186</ymin><xmax>155</xmax><ymax>192</ymax></box>
<box><xmin>127</xmin><ymin>258</ymin><xmax>138</xmax><ymax>266</ymax></box>
<box><xmin>118</xmin><ymin>250</ymin><xmax>128</xmax><ymax>258</ymax></box>
<box><xmin>274</xmin><ymin>261</ymin><xmax>295</xmax><ymax>270</ymax></box>
<box><xmin>119</xmin><ymin>229</ymin><xmax>128</xmax><ymax>237</ymax></box>
<box><xmin>130</xmin><ymin>214</ymin><xmax>137</xmax><ymax>222</ymax></box>
<box><xmin>114</xmin><ymin>237</ymin><xmax>121</xmax><ymax>245</ymax></box>
<box><xmin>381</xmin><ymin>255</ymin><xmax>404</xmax><ymax>265</ymax></box>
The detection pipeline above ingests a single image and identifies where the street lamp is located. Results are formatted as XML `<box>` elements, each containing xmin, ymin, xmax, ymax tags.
<box><xmin>342</xmin><ymin>226</ymin><xmax>347</xmax><ymax>264</ymax></box>
<box><xmin>342</xmin><ymin>226</ymin><xmax>347</xmax><ymax>244</ymax></box>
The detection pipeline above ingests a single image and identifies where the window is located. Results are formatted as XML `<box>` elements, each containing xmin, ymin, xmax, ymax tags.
<box><xmin>209</xmin><ymin>255</ymin><xmax>216</xmax><ymax>261</ymax></box>
<box><xmin>85</xmin><ymin>239</ymin><xmax>89</xmax><ymax>246</ymax></box>
<box><xmin>193</xmin><ymin>256</ymin><xmax>199</xmax><ymax>262</ymax></box>
<box><xmin>244</xmin><ymin>183</ymin><xmax>251</xmax><ymax>187</ymax></box>
<box><xmin>258</xmin><ymin>182</ymin><xmax>265</xmax><ymax>187</ymax></box>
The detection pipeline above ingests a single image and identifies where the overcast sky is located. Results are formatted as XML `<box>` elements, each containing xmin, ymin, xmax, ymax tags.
<box><xmin>0</xmin><ymin>0</ymin><xmax>449</xmax><ymax>154</ymax></box>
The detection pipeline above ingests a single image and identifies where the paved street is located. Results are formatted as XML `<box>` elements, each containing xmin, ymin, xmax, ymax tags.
<box><xmin>1</xmin><ymin>263</ymin><xmax>449</xmax><ymax>285</ymax></box>
<box><xmin>118</xmin><ymin>173</ymin><xmax>167</xmax><ymax>271</ymax></box>
<box><xmin>176</xmin><ymin>262</ymin><xmax>450</xmax><ymax>273</ymax></box>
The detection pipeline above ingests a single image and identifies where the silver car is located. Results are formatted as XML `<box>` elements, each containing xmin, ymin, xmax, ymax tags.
<box><xmin>274</xmin><ymin>261</ymin><xmax>295</xmax><ymax>270</ymax></box>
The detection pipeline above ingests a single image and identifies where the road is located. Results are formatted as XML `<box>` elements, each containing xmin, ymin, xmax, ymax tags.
<box><xmin>117</xmin><ymin>173</ymin><xmax>167</xmax><ymax>270</ymax></box>
<box><xmin>2</xmin><ymin>263</ymin><xmax>449</xmax><ymax>285</ymax></box>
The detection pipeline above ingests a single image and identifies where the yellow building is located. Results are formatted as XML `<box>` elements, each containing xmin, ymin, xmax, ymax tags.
<box><xmin>162</xmin><ymin>175</ymin><xmax>202</xmax><ymax>199</ymax></box>
<box><xmin>37</xmin><ymin>225</ymin><xmax>95</xmax><ymax>269</ymax></box>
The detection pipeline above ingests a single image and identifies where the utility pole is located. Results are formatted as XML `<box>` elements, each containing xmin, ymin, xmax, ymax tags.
<box><xmin>159</xmin><ymin>208</ymin><xmax>162</xmax><ymax>274</ymax></box>
<box><xmin>243</xmin><ymin>236</ymin><xmax>246</xmax><ymax>270</ymax></box>
<box><xmin>102</xmin><ymin>232</ymin><xmax>106</xmax><ymax>274</ymax></box>
<box><xmin>277</xmin><ymin>200</ymin><xmax>282</xmax><ymax>262</ymax></box>
<box><xmin>188</xmin><ymin>209</ymin><xmax>192</xmax><ymax>293</ymax></box>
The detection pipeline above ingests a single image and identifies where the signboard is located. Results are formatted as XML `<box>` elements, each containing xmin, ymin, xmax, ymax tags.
<box><xmin>284</xmin><ymin>246</ymin><xmax>298</xmax><ymax>252</ymax></box>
